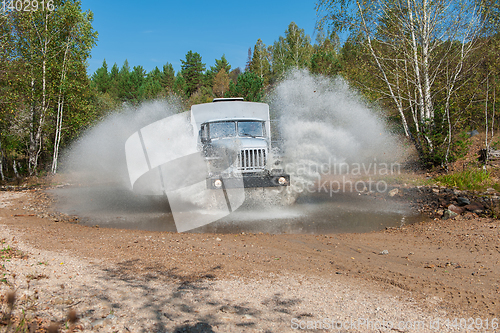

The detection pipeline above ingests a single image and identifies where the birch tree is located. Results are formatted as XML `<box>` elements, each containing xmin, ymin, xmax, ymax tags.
<box><xmin>317</xmin><ymin>0</ymin><xmax>487</xmax><ymax>166</ymax></box>
<box><xmin>51</xmin><ymin>2</ymin><xmax>97</xmax><ymax>173</ymax></box>
<box><xmin>249</xmin><ymin>39</ymin><xmax>271</xmax><ymax>84</ymax></box>
<box><xmin>9</xmin><ymin>0</ymin><xmax>96</xmax><ymax>175</ymax></box>
<box><xmin>12</xmin><ymin>6</ymin><xmax>59</xmax><ymax>175</ymax></box>
<box><xmin>270</xmin><ymin>22</ymin><xmax>313</xmax><ymax>82</ymax></box>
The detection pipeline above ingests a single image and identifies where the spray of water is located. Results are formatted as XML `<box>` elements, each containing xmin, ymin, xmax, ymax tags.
<box><xmin>61</xmin><ymin>99</ymin><xmax>183</xmax><ymax>186</ymax></box>
<box><xmin>272</xmin><ymin>69</ymin><xmax>401</xmax><ymax>163</ymax></box>
<box><xmin>267</xmin><ymin>69</ymin><xmax>404</xmax><ymax>196</ymax></box>
<box><xmin>56</xmin><ymin>70</ymin><xmax>410</xmax><ymax>232</ymax></box>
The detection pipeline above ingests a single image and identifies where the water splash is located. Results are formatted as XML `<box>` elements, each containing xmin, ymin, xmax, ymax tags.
<box><xmin>269</xmin><ymin>69</ymin><xmax>402</xmax><ymax>165</ymax></box>
<box><xmin>55</xmin><ymin>70</ymin><xmax>415</xmax><ymax>233</ymax></box>
<box><xmin>61</xmin><ymin>99</ymin><xmax>183</xmax><ymax>186</ymax></box>
<box><xmin>267</xmin><ymin>69</ymin><xmax>404</xmax><ymax>195</ymax></box>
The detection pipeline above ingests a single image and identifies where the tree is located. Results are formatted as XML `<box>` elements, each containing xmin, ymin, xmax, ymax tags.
<box><xmin>108</xmin><ymin>62</ymin><xmax>120</xmax><ymax>98</ymax></box>
<box><xmin>205</xmin><ymin>55</ymin><xmax>231</xmax><ymax>89</ymax></box>
<box><xmin>317</xmin><ymin>0</ymin><xmax>489</xmax><ymax>166</ymax></box>
<box><xmin>213</xmin><ymin>68</ymin><xmax>230</xmax><ymax>97</ymax></box>
<box><xmin>160</xmin><ymin>63</ymin><xmax>175</xmax><ymax>91</ymax></box>
<box><xmin>51</xmin><ymin>1</ymin><xmax>98</xmax><ymax>173</ymax></box>
<box><xmin>129</xmin><ymin>65</ymin><xmax>146</xmax><ymax>102</ymax></box>
<box><xmin>180</xmin><ymin>51</ymin><xmax>205</xmax><ymax>97</ymax></box>
<box><xmin>271</xmin><ymin>36</ymin><xmax>287</xmax><ymax>79</ymax></box>
<box><xmin>249</xmin><ymin>39</ymin><xmax>271</xmax><ymax>85</ymax></box>
<box><xmin>116</xmin><ymin>60</ymin><xmax>134</xmax><ymax>103</ymax></box>
<box><xmin>284</xmin><ymin>22</ymin><xmax>313</xmax><ymax>69</ymax></box>
<box><xmin>173</xmin><ymin>72</ymin><xmax>187</xmax><ymax>97</ymax></box>
<box><xmin>225</xmin><ymin>72</ymin><xmax>264</xmax><ymax>102</ymax></box>
<box><xmin>310</xmin><ymin>32</ymin><xmax>341</xmax><ymax>76</ymax></box>
<box><xmin>269</xmin><ymin>22</ymin><xmax>313</xmax><ymax>82</ymax></box>
<box><xmin>229</xmin><ymin>67</ymin><xmax>241</xmax><ymax>83</ymax></box>
<box><xmin>245</xmin><ymin>47</ymin><xmax>252</xmax><ymax>72</ymax></box>
<box><xmin>10</xmin><ymin>0</ymin><xmax>97</xmax><ymax>175</ymax></box>
<box><xmin>92</xmin><ymin>59</ymin><xmax>110</xmax><ymax>93</ymax></box>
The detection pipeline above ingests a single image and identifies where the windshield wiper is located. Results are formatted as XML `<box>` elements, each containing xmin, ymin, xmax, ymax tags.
<box><xmin>240</xmin><ymin>133</ymin><xmax>257</xmax><ymax>138</ymax></box>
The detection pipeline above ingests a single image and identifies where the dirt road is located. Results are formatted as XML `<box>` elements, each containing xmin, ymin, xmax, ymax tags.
<box><xmin>1</xmin><ymin>188</ymin><xmax>499</xmax><ymax>332</ymax></box>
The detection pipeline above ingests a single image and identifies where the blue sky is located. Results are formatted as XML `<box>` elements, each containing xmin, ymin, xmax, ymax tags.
<box><xmin>80</xmin><ymin>0</ymin><xmax>320</xmax><ymax>75</ymax></box>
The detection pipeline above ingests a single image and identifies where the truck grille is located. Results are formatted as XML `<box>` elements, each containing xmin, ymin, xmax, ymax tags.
<box><xmin>237</xmin><ymin>149</ymin><xmax>266</xmax><ymax>171</ymax></box>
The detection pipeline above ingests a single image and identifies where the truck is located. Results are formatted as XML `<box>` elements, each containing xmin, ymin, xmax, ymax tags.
<box><xmin>191</xmin><ymin>97</ymin><xmax>290</xmax><ymax>190</ymax></box>
<box><xmin>124</xmin><ymin>97</ymin><xmax>291</xmax><ymax>231</ymax></box>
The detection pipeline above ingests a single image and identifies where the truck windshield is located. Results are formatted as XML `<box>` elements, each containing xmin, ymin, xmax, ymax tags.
<box><xmin>238</xmin><ymin>121</ymin><xmax>264</xmax><ymax>137</ymax></box>
<box><xmin>209</xmin><ymin>121</ymin><xmax>236</xmax><ymax>139</ymax></box>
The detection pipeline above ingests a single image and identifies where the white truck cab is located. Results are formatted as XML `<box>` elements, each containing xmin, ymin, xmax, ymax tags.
<box><xmin>191</xmin><ymin>98</ymin><xmax>289</xmax><ymax>189</ymax></box>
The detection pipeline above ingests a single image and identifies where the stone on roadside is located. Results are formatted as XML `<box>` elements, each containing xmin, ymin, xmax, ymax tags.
<box><xmin>464</xmin><ymin>202</ymin><xmax>484</xmax><ymax>213</ymax></box>
<box><xmin>442</xmin><ymin>209</ymin><xmax>457</xmax><ymax>220</ymax></box>
<box><xmin>388</xmin><ymin>188</ymin><xmax>399</xmax><ymax>197</ymax></box>
<box><xmin>456</xmin><ymin>197</ymin><xmax>470</xmax><ymax>206</ymax></box>
<box><xmin>379</xmin><ymin>250</ymin><xmax>389</xmax><ymax>255</ymax></box>
<box><xmin>447</xmin><ymin>204</ymin><xmax>464</xmax><ymax>215</ymax></box>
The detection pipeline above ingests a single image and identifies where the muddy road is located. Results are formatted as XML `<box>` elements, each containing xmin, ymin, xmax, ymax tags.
<box><xmin>50</xmin><ymin>185</ymin><xmax>421</xmax><ymax>234</ymax></box>
<box><xmin>0</xmin><ymin>187</ymin><xmax>499</xmax><ymax>332</ymax></box>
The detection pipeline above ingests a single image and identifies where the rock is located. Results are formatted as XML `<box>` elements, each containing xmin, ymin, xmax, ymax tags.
<box><xmin>464</xmin><ymin>202</ymin><xmax>484</xmax><ymax>213</ymax></box>
<box><xmin>388</xmin><ymin>188</ymin><xmax>399</xmax><ymax>197</ymax></box>
<box><xmin>467</xmin><ymin>129</ymin><xmax>479</xmax><ymax>137</ymax></box>
<box><xmin>456</xmin><ymin>197</ymin><xmax>470</xmax><ymax>206</ymax></box>
<box><xmin>379</xmin><ymin>250</ymin><xmax>389</xmax><ymax>255</ymax></box>
<box><xmin>442</xmin><ymin>209</ymin><xmax>457</xmax><ymax>220</ymax></box>
<box><xmin>436</xmin><ymin>209</ymin><xmax>444</xmax><ymax>216</ymax></box>
<box><xmin>432</xmin><ymin>188</ymin><xmax>440</xmax><ymax>194</ymax></box>
<box><xmin>215</xmin><ymin>237</ymin><xmax>222</xmax><ymax>242</ymax></box>
<box><xmin>91</xmin><ymin>319</ymin><xmax>105</xmax><ymax>329</ymax></box>
<box><xmin>447</xmin><ymin>204</ymin><xmax>464</xmax><ymax>215</ymax></box>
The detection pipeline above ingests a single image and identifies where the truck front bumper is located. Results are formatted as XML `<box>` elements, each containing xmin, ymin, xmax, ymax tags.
<box><xmin>207</xmin><ymin>173</ymin><xmax>290</xmax><ymax>189</ymax></box>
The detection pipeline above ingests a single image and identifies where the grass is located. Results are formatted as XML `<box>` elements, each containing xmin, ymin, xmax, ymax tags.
<box><xmin>0</xmin><ymin>243</ymin><xmax>27</xmax><ymax>261</ymax></box>
<box><xmin>432</xmin><ymin>168</ymin><xmax>495</xmax><ymax>191</ymax></box>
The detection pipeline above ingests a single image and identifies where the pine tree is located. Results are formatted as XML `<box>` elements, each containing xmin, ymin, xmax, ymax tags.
<box><xmin>92</xmin><ymin>59</ymin><xmax>110</xmax><ymax>93</ymax></box>
<box><xmin>180</xmin><ymin>51</ymin><xmax>205</xmax><ymax>97</ymax></box>
<box><xmin>117</xmin><ymin>60</ymin><xmax>133</xmax><ymax>102</ymax></box>
<box><xmin>160</xmin><ymin>63</ymin><xmax>175</xmax><ymax>91</ymax></box>
<box><xmin>225</xmin><ymin>72</ymin><xmax>264</xmax><ymax>102</ymax></box>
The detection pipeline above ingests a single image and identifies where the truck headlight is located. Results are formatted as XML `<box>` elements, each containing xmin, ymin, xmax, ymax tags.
<box><xmin>214</xmin><ymin>179</ymin><xmax>223</xmax><ymax>188</ymax></box>
<box><xmin>278</xmin><ymin>177</ymin><xmax>287</xmax><ymax>185</ymax></box>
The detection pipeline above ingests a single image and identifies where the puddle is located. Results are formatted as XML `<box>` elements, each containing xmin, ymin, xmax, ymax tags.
<box><xmin>50</xmin><ymin>186</ymin><xmax>424</xmax><ymax>234</ymax></box>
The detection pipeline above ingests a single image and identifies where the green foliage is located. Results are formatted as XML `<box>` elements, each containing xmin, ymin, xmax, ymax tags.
<box><xmin>1</xmin><ymin>0</ymin><xmax>98</xmax><ymax>176</ymax></box>
<box><xmin>417</xmin><ymin>130</ymin><xmax>471</xmax><ymax>168</ymax></box>
<box><xmin>189</xmin><ymin>86</ymin><xmax>214</xmax><ymax>106</ymax></box>
<box><xmin>310</xmin><ymin>37</ymin><xmax>341</xmax><ymax>76</ymax></box>
<box><xmin>3</xmin><ymin>10</ymin><xmax>498</xmax><ymax>175</ymax></box>
<box><xmin>204</xmin><ymin>55</ymin><xmax>231</xmax><ymax>88</ymax></box>
<box><xmin>433</xmin><ymin>168</ymin><xmax>493</xmax><ymax>191</ymax></box>
<box><xmin>225</xmin><ymin>72</ymin><xmax>264</xmax><ymax>102</ymax></box>
<box><xmin>92</xmin><ymin>59</ymin><xmax>110</xmax><ymax>93</ymax></box>
<box><xmin>181</xmin><ymin>51</ymin><xmax>205</xmax><ymax>97</ymax></box>
<box><xmin>249</xmin><ymin>39</ymin><xmax>271</xmax><ymax>85</ymax></box>
<box><xmin>316</xmin><ymin>0</ymin><xmax>500</xmax><ymax>169</ymax></box>
<box><xmin>160</xmin><ymin>63</ymin><xmax>175</xmax><ymax>91</ymax></box>
<box><xmin>212</xmin><ymin>68</ymin><xmax>231</xmax><ymax>98</ymax></box>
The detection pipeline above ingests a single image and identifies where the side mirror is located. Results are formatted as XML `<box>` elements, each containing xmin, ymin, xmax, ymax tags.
<box><xmin>200</xmin><ymin>128</ymin><xmax>209</xmax><ymax>143</ymax></box>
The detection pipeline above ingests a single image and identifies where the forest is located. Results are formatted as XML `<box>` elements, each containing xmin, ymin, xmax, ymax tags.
<box><xmin>0</xmin><ymin>0</ymin><xmax>499</xmax><ymax>180</ymax></box>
